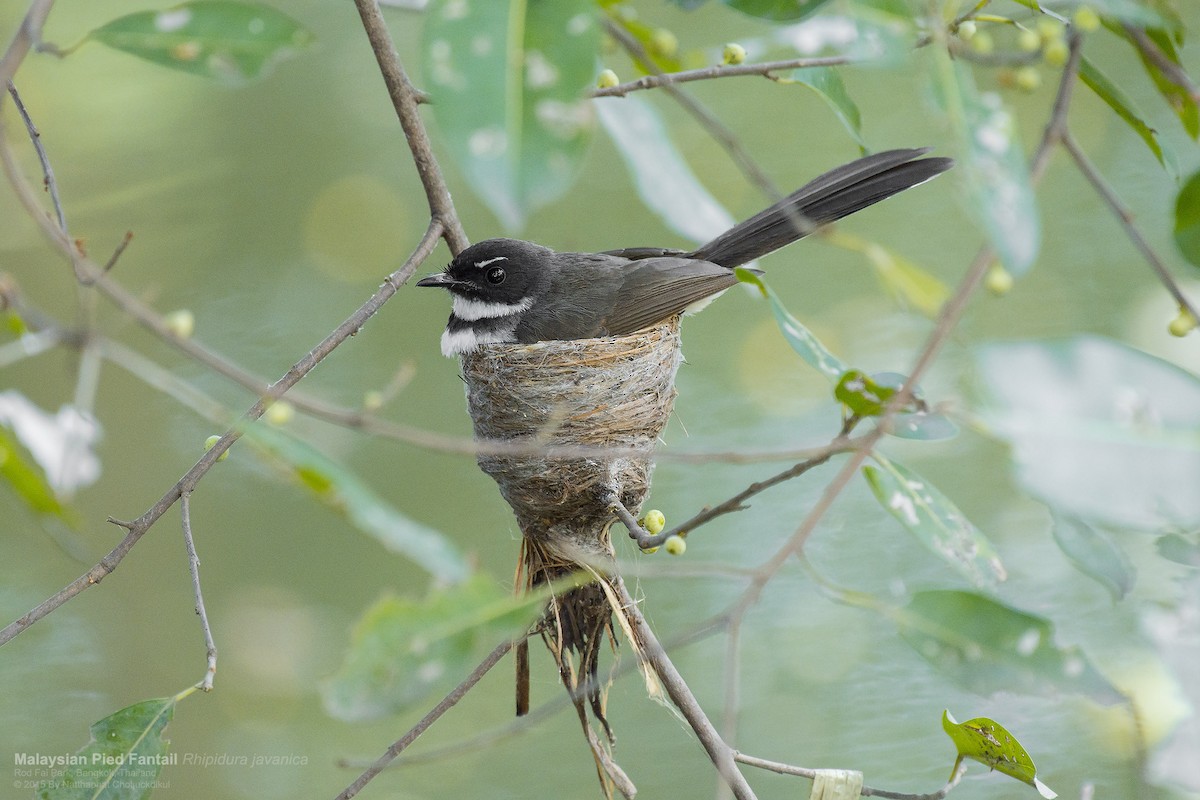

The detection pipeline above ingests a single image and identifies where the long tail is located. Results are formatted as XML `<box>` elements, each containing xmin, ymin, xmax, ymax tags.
<box><xmin>688</xmin><ymin>148</ymin><xmax>953</xmax><ymax>268</ymax></box>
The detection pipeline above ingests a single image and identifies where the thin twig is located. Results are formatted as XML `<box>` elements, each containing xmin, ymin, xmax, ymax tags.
<box><xmin>734</xmin><ymin>752</ymin><xmax>966</xmax><ymax>799</ymax></box>
<box><xmin>0</xmin><ymin>222</ymin><xmax>444</xmax><ymax>647</ymax></box>
<box><xmin>0</xmin><ymin>0</ymin><xmax>54</xmax><ymax>90</ymax></box>
<box><xmin>352</xmin><ymin>0</ymin><xmax>468</xmax><ymax>253</ymax></box>
<box><xmin>181</xmin><ymin>492</ymin><xmax>218</xmax><ymax>692</ymax></box>
<box><xmin>6</xmin><ymin>81</ymin><xmax>65</xmax><ymax>231</ymax></box>
<box><xmin>616</xmin><ymin>578</ymin><xmax>757</xmax><ymax>800</ymax></box>
<box><xmin>1120</xmin><ymin>23</ymin><xmax>1200</xmax><ymax>103</ymax></box>
<box><xmin>589</xmin><ymin>55</ymin><xmax>855</xmax><ymax>98</ymax></box>
<box><xmin>334</xmin><ymin>638</ymin><xmax>515</xmax><ymax>800</ymax></box>
<box><xmin>1061</xmin><ymin>129</ymin><xmax>1199</xmax><ymax>321</ymax></box>
<box><xmin>603</xmin><ymin>18</ymin><xmax>781</xmax><ymax>201</ymax></box>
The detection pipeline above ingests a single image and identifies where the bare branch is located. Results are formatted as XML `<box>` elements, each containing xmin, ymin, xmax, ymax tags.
<box><xmin>352</xmin><ymin>0</ymin><xmax>468</xmax><ymax>253</ymax></box>
<box><xmin>615</xmin><ymin>579</ymin><xmax>757</xmax><ymax>800</ymax></box>
<box><xmin>181</xmin><ymin>492</ymin><xmax>218</xmax><ymax>692</ymax></box>
<box><xmin>0</xmin><ymin>0</ymin><xmax>54</xmax><ymax>89</ymax></box>
<box><xmin>1062</xmin><ymin>130</ymin><xmax>1199</xmax><ymax>322</ymax></box>
<box><xmin>589</xmin><ymin>55</ymin><xmax>855</xmax><ymax>99</ymax></box>
<box><xmin>1120</xmin><ymin>23</ymin><xmax>1200</xmax><ymax>103</ymax></box>
<box><xmin>734</xmin><ymin>752</ymin><xmax>967</xmax><ymax>799</ymax></box>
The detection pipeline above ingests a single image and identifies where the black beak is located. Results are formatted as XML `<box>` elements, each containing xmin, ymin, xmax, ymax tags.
<box><xmin>416</xmin><ymin>273</ymin><xmax>458</xmax><ymax>289</ymax></box>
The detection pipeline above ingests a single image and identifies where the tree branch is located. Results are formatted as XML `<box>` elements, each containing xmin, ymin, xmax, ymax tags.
<box><xmin>616</xmin><ymin>579</ymin><xmax>757</xmax><ymax>800</ymax></box>
<box><xmin>589</xmin><ymin>55</ymin><xmax>855</xmax><ymax>99</ymax></box>
<box><xmin>334</xmin><ymin>637</ymin><xmax>515</xmax><ymax>800</ymax></box>
<box><xmin>352</xmin><ymin>0</ymin><xmax>468</xmax><ymax>253</ymax></box>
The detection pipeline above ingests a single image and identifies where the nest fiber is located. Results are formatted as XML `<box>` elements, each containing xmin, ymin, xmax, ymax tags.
<box><xmin>461</xmin><ymin>317</ymin><xmax>682</xmax><ymax>568</ymax></box>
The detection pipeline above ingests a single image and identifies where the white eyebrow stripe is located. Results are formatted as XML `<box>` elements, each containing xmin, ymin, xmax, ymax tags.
<box><xmin>451</xmin><ymin>294</ymin><xmax>533</xmax><ymax>321</ymax></box>
<box><xmin>474</xmin><ymin>256</ymin><xmax>508</xmax><ymax>268</ymax></box>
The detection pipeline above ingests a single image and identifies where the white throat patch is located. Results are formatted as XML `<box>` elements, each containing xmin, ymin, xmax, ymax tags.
<box><xmin>441</xmin><ymin>324</ymin><xmax>517</xmax><ymax>357</ymax></box>
<box><xmin>451</xmin><ymin>294</ymin><xmax>533</xmax><ymax>322</ymax></box>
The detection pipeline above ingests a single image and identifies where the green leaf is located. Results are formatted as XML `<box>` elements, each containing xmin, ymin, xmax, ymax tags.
<box><xmin>844</xmin><ymin>371</ymin><xmax>958</xmax><ymax>440</ymax></box>
<box><xmin>894</xmin><ymin>590</ymin><xmax>1122</xmax><ymax>703</ymax></box>
<box><xmin>737</xmin><ymin>270</ymin><xmax>847</xmax><ymax>380</ymax></box>
<box><xmin>1124</xmin><ymin>27</ymin><xmax>1199</xmax><ymax>140</ymax></box>
<box><xmin>790</xmin><ymin>66</ymin><xmax>865</xmax><ymax>148</ymax></box>
<box><xmin>323</xmin><ymin>574</ymin><xmax>551</xmax><ymax>720</ymax></box>
<box><xmin>836</xmin><ymin>369</ymin><xmax>903</xmax><ymax>417</ymax></box>
<box><xmin>942</xmin><ymin>710</ymin><xmax>1058</xmax><ymax>798</ymax></box>
<box><xmin>1051</xmin><ymin>515</ymin><xmax>1135</xmax><ymax>600</ymax></box>
<box><xmin>39</xmin><ymin>697</ymin><xmax>175</xmax><ymax>799</ymax></box>
<box><xmin>724</xmin><ymin>0</ymin><xmax>835</xmax><ymax>21</ymax></box>
<box><xmin>1079</xmin><ymin>57</ymin><xmax>1171</xmax><ymax>170</ymax></box>
<box><xmin>773</xmin><ymin>7</ymin><xmax>916</xmax><ymax>64</ymax></box>
<box><xmin>860</xmin><ymin>241</ymin><xmax>949</xmax><ymax>318</ymax></box>
<box><xmin>0</xmin><ymin>426</ymin><xmax>76</xmax><ymax>526</ymax></box>
<box><xmin>596</xmin><ymin>95</ymin><xmax>736</xmax><ymax>245</ymax></box>
<box><xmin>863</xmin><ymin>455</ymin><xmax>1006</xmax><ymax>587</ymax></box>
<box><xmin>1175</xmin><ymin>169</ymin><xmax>1200</xmax><ymax>268</ymax></box>
<box><xmin>974</xmin><ymin>336</ymin><xmax>1200</xmax><ymax>529</ymax></box>
<box><xmin>245</xmin><ymin>425</ymin><xmax>469</xmax><ymax>584</ymax></box>
<box><xmin>1156</xmin><ymin>531</ymin><xmax>1200</xmax><ymax>567</ymax></box>
<box><xmin>87</xmin><ymin>1</ymin><xmax>312</xmax><ymax>84</ymax></box>
<box><xmin>423</xmin><ymin>0</ymin><xmax>599</xmax><ymax>231</ymax></box>
<box><xmin>933</xmin><ymin>58</ymin><xmax>1039</xmax><ymax>276</ymax></box>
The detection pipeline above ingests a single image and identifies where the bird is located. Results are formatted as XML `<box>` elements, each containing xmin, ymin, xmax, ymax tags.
<box><xmin>416</xmin><ymin>148</ymin><xmax>952</xmax><ymax>355</ymax></box>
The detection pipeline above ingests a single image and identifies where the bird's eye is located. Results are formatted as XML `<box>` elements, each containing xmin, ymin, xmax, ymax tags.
<box><xmin>486</xmin><ymin>267</ymin><xmax>506</xmax><ymax>285</ymax></box>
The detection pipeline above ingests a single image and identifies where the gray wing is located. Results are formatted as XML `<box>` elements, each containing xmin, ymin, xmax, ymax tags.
<box><xmin>600</xmin><ymin>257</ymin><xmax>738</xmax><ymax>336</ymax></box>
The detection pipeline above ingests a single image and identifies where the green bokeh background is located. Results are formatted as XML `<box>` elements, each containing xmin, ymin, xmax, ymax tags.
<box><xmin>1</xmin><ymin>2</ymin><xmax>1197</xmax><ymax>798</ymax></box>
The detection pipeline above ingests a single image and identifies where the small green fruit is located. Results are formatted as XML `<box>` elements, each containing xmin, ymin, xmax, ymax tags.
<box><xmin>596</xmin><ymin>68</ymin><xmax>619</xmax><ymax>89</ymax></box>
<box><xmin>1168</xmin><ymin>307</ymin><xmax>1197</xmax><ymax>337</ymax></box>
<box><xmin>956</xmin><ymin>21</ymin><xmax>977</xmax><ymax>41</ymax></box>
<box><xmin>204</xmin><ymin>435</ymin><xmax>229</xmax><ymax>461</ymax></box>
<box><xmin>1073</xmin><ymin>6</ymin><xmax>1101</xmax><ymax>32</ymax></box>
<box><xmin>985</xmin><ymin>264</ymin><xmax>1014</xmax><ymax>296</ymax></box>
<box><xmin>265</xmin><ymin>400</ymin><xmax>294</xmax><ymax>426</ymax></box>
<box><xmin>969</xmin><ymin>30</ymin><xmax>994</xmax><ymax>55</ymax></box>
<box><xmin>643</xmin><ymin>509</ymin><xmax>666</xmax><ymax>535</ymax></box>
<box><xmin>722</xmin><ymin>42</ymin><xmax>746</xmax><ymax>65</ymax></box>
<box><xmin>641</xmin><ymin>546</ymin><xmax>659</xmax><ymax>555</ymax></box>
<box><xmin>1017</xmin><ymin>28</ymin><xmax>1041</xmax><ymax>52</ymax></box>
<box><xmin>665</xmin><ymin>535</ymin><xmax>686</xmax><ymax>556</ymax></box>
<box><xmin>1043</xmin><ymin>37</ymin><xmax>1070</xmax><ymax>66</ymax></box>
<box><xmin>1037</xmin><ymin>17</ymin><xmax>1065</xmax><ymax>42</ymax></box>
<box><xmin>362</xmin><ymin>390</ymin><xmax>384</xmax><ymax>411</ymax></box>
<box><xmin>163</xmin><ymin>309</ymin><xmax>195</xmax><ymax>339</ymax></box>
<box><xmin>1014</xmin><ymin>66</ymin><xmax>1042</xmax><ymax>92</ymax></box>
<box><xmin>650</xmin><ymin>28</ymin><xmax>678</xmax><ymax>59</ymax></box>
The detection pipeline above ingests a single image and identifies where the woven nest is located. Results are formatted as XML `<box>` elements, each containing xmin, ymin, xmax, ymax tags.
<box><xmin>460</xmin><ymin>317</ymin><xmax>682</xmax><ymax>743</ymax></box>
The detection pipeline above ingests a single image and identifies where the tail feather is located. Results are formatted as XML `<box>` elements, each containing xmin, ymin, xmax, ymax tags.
<box><xmin>689</xmin><ymin>148</ymin><xmax>953</xmax><ymax>268</ymax></box>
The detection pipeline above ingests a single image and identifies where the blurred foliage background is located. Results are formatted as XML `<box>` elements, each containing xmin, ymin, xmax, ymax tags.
<box><xmin>0</xmin><ymin>0</ymin><xmax>1198</xmax><ymax>798</ymax></box>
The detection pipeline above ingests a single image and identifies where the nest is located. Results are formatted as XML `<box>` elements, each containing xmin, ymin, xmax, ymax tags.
<box><xmin>460</xmin><ymin>317</ymin><xmax>682</xmax><ymax>747</ymax></box>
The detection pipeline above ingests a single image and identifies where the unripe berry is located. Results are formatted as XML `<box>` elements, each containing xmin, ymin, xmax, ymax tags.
<box><xmin>362</xmin><ymin>390</ymin><xmax>384</xmax><ymax>411</ymax></box>
<box><xmin>1073</xmin><ymin>6</ymin><xmax>1101</xmax><ymax>32</ymax></box>
<box><xmin>957</xmin><ymin>21</ymin><xmax>977</xmax><ymax>40</ymax></box>
<box><xmin>1168</xmin><ymin>307</ymin><xmax>1197</xmax><ymax>337</ymax></box>
<box><xmin>1014</xmin><ymin>66</ymin><xmax>1042</xmax><ymax>92</ymax></box>
<box><xmin>204</xmin><ymin>435</ymin><xmax>229</xmax><ymax>461</ymax></box>
<box><xmin>163</xmin><ymin>309</ymin><xmax>195</xmax><ymax>339</ymax></box>
<box><xmin>1043</xmin><ymin>37</ymin><xmax>1070</xmax><ymax>67</ymax></box>
<box><xmin>596</xmin><ymin>68</ymin><xmax>619</xmax><ymax>89</ymax></box>
<box><xmin>643</xmin><ymin>509</ymin><xmax>666</xmax><ymax>535</ymax></box>
<box><xmin>650</xmin><ymin>28</ymin><xmax>678</xmax><ymax>59</ymax></box>
<box><xmin>1017</xmin><ymin>28</ymin><xmax>1041</xmax><ymax>52</ymax></box>
<box><xmin>985</xmin><ymin>264</ymin><xmax>1014</xmax><ymax>295</ymax></box>
<box><xmin>665</xmin><ymin>535</ymin><xmax>686</xmax><ymax>556</ymax></box>
<box><xmin>265</xmin><ymin>400</ymin><xmax>294</xmax><ymax>426</ymax></box>
<box><xmin>722</xmin><ymin>42</ymin><xmax>746</xmax><ymax>65</ymax></box>
<box><xmin>969</xmin><ymin>30</ymin><xmax>994</xmax><ymax>55</ymax></box>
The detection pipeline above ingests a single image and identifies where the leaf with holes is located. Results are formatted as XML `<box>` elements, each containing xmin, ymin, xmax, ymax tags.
<box><xmin>738</xmin><ymin>270</ymin><xmax>847</xmax><ymax>380</ymax></box>
<box><xmin>942</xmin><ymin>710</ymin><xmax>1058</xmax><ymax>798</ymax></box>
<box><xmin>87</xmin><ymin>1</ymin><xmax>312</xmax><ymax>83</ymax></box>
<box><xmin>895</xmin><ymin>590</ymin><xmax>1122</xmax><ymax>703</ymax></box>
<box><xmin>863</xmin><ymin>454</ymin><xmax>1005</xmax><ymax>586</ymax></box>
<box><xmin>423</xmin><ymin>0</ymin><xmax>599</xmax><ymax>231</ymax></box>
